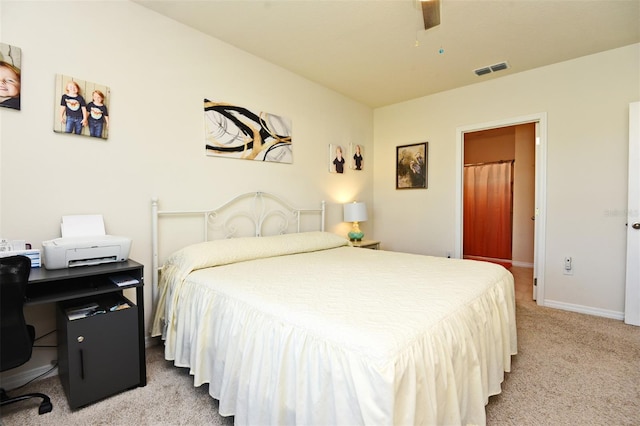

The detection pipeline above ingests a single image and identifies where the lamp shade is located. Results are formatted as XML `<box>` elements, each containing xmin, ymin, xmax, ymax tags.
<box><xmin>343</xmin><ymin>202</ymin><xmax>367</xmax><ymax>223</ymax></box>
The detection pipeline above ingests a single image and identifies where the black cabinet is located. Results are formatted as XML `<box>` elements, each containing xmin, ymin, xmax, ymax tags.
<box><xmin>26</xmin><ymin>260</ymin><xmax>146</xmax><ymax>409</ymax></box>
<box><xmin>57</xmin><ymin>294</ymin><xmax>140</xmax><ymax>409</ymax></box>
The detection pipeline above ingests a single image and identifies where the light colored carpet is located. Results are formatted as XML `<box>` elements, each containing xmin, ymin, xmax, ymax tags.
<box><xmin>0</xmin><ymin>343</ymin><xmax>234</xmax><ymax>426</ymax></box>
<box><xmin>2</xmin><ymin>268</ymin><xmax>639</xmax><ymax>425</ymax></box>
<box><xmin>485</xmin><ymin>298</ymin><xmax>640</xmax><ymax>425</ymax></box>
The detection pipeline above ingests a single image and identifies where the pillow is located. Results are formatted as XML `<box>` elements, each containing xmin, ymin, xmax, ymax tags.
<box><xmin>165</xmin><ymin>230</ymin><xmax>349</xmax><ymax>274</ymax></box>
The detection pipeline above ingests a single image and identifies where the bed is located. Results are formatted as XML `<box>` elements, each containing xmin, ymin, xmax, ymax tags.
<box><xmin>150</xmin><ymin>192</ymin><xmax>517</xmax><ymax>425</ymax></box>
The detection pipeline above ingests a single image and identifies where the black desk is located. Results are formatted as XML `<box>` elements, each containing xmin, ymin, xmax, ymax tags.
<box><xmin>26</xmin><ymin>260</ymin><xmax>147</xmax><ymax>393</ymax></box>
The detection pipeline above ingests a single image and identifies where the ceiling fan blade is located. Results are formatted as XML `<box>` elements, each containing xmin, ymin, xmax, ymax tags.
<box><xmin>421</xmin><ymin>0</ymin><xmax>441</xmax><ymax>30</ymax></box>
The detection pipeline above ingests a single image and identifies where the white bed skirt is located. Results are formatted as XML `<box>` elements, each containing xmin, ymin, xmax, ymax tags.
<box><xmin>157</xmin><ymin>243</ymin><xmax>517</xmax><ymax>425</ymax></box>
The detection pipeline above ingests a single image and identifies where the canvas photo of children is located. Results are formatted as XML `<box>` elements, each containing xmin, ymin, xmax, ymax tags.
<box><xmin>350</xmin><ymin>143</ymin><xmax>364</xmax><ymax>170</ymax></box>
<box><xmin>329</xmin><ymin>144</ymin><xmax>345</xmax><ymax>174</ymax></box>
<box><xmin>54</xmin><ymin>74</ymin><xmax>110</xmax><ymax>139</ymax></box>
<box><xmin>0</xmin><ymin>43</ymin><xmax>22</xmax><ymax>111</ymax></box>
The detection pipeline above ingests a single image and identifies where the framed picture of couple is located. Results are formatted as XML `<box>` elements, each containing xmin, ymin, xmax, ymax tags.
<box><xmin>396</xmin><ymin>142</ymin><xmax>428</xmax><ymax>189</ymax></box>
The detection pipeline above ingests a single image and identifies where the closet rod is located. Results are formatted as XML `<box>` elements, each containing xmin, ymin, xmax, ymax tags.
<box><xmin>463</xmin><ymin>159</ymin><xmax>515</xmax><ymax>167</ymax></box>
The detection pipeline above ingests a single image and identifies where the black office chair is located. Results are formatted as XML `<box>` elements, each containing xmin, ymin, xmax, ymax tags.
<box><xmin>0</xmin><ymin>255</ymin><xmax>53</xmax><ymax>415</ymax></box>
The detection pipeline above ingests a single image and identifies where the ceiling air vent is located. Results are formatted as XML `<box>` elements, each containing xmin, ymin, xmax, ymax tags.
<box><xmin>490</xmin><ymin>62</ymin><xmax>509</xmax><ymax>72</ymax></box>
<box><xmin>474</xmin><ymin>61</ymin><xmax>510</xmax><ymax>77</ymax></box>
<box><xmin>474</xmin><ymin>67</ymin><xmax>492</xmax><ymax>76</ymax></box>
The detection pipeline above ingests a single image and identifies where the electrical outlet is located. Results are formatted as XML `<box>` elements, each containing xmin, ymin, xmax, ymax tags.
<box><xmin>563</xmin><ymin>257</ymin><xmax>573</xmax><ymax>275</ymax></box>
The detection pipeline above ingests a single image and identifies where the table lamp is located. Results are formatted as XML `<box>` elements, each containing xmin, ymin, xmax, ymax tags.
<box><xmin>343</xmin><ymin>202</ymin><xmax>367</xmax><ymax>241</ymax></box>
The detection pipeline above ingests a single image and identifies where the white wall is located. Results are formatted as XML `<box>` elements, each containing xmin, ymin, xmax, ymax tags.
<box><xmin>373</xmin><ymin>43</ymin><xmax>640</xmax><ymax>318</ymax></box>
<box><xmin>513</xmin><ymin>124</ymin><xmax>535</xmax><ymax>266</ymax></box>
<box><xmin>0</xmin><ymin>1</ymin><xmax>373</xmax><ymax>381</ymax></box>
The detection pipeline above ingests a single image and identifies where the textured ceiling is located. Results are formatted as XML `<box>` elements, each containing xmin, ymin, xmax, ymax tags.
<box><xmin>134</xmin><ymin>0</ymin><xmax>640</xmax><ymax>108</ymax></box>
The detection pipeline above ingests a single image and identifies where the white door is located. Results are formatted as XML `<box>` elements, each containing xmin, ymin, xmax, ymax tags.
<box><xmin>625</xmin><ymin>102</ymin><xmax>640</xmax><ymax>326</ymax></box>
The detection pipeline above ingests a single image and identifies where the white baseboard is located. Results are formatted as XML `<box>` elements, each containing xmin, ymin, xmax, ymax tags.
<box><xmin>543</xmin><ymin>299</ymin><xmax>625</xmax><ymax>321</ymax></box>
<box><xmin>0</xmin><ymin>364</ymin><xmax>58</xmax><ymax>391</ymax></box>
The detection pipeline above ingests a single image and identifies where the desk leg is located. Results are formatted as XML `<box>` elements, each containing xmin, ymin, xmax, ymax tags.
<box><xmin>136</xmin><ymin>285</ymin><xmax>147</xmax><ymax>386</ymax></box>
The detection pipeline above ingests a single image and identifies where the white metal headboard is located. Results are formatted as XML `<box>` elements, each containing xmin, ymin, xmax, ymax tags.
<box><xmin>151</xmin><ymin>191</ymin><xmax>325</xmax><ymax>304</ymax></box>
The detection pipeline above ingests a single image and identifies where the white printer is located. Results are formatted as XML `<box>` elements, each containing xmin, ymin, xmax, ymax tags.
<box><xmin>41</xmin><ymin>214</ymin><xmax>132</xmax><ymax>270</ymax></box>
<box><xmin>42</xmin><ymin>235</ymin><xmax>132</xmax><ymax>269</ymax></box>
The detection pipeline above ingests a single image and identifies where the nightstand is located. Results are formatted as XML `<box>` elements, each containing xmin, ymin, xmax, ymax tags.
<box><xmin>351</xmin><ymin>239</ymin><xmax>380</xmax><ymax>250</ymax></box>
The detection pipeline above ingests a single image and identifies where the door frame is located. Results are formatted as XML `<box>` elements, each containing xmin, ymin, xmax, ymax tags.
<box><xmin>625</xmin><ymin>101</ymin><xmax>640</xmax><ymax>325</ymax></box>
<box><xmin>455</xmin><ymin>112</ymin><xmax>547</xmax><ymax>305</ymax></box>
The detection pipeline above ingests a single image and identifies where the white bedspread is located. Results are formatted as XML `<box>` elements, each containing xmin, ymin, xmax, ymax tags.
<box><xmin>153</xmin><ymin>233</ymin><xmax>516</xmax><ymax>425</ymax></box>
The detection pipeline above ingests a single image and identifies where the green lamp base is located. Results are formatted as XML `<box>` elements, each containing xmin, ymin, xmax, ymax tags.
<box><xmin>348</xmin><ymin>231</ymin><xmax>364</xmax><ymax>242</ymax></box>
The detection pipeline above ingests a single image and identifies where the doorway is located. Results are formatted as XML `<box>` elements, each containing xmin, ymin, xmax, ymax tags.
<box><xmin>455</xmin><ymin>113</ymin><xmax>547</xmax><ymax>304</ymax></box>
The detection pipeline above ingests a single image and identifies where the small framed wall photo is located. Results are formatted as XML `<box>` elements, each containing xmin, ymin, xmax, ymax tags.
<box><xmin>329</xmin><ymin>143</ymin><xmax>346</xmax><ymax>173</ymax></box>
<box><xmin>349</xmin><ymin>143</ymin><xmax>364</xmax><ymax>170</ymax></box>
<box><xmin>396</xmin><ymin>142</ymin><xmax>428</xmax><ymax>189</ymax></box>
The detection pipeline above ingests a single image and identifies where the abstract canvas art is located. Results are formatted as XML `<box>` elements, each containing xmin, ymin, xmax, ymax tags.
<box><xmin>204</xmin><ymin>99</ymin><xmax>292</xmax><ymax>163</ymax></box>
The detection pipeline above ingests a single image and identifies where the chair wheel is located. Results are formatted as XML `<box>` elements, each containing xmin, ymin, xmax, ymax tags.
<box><xmin>38</xmin><ymin>400</ymin><xmax>53</xmax><ymax>414</ymax></box>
